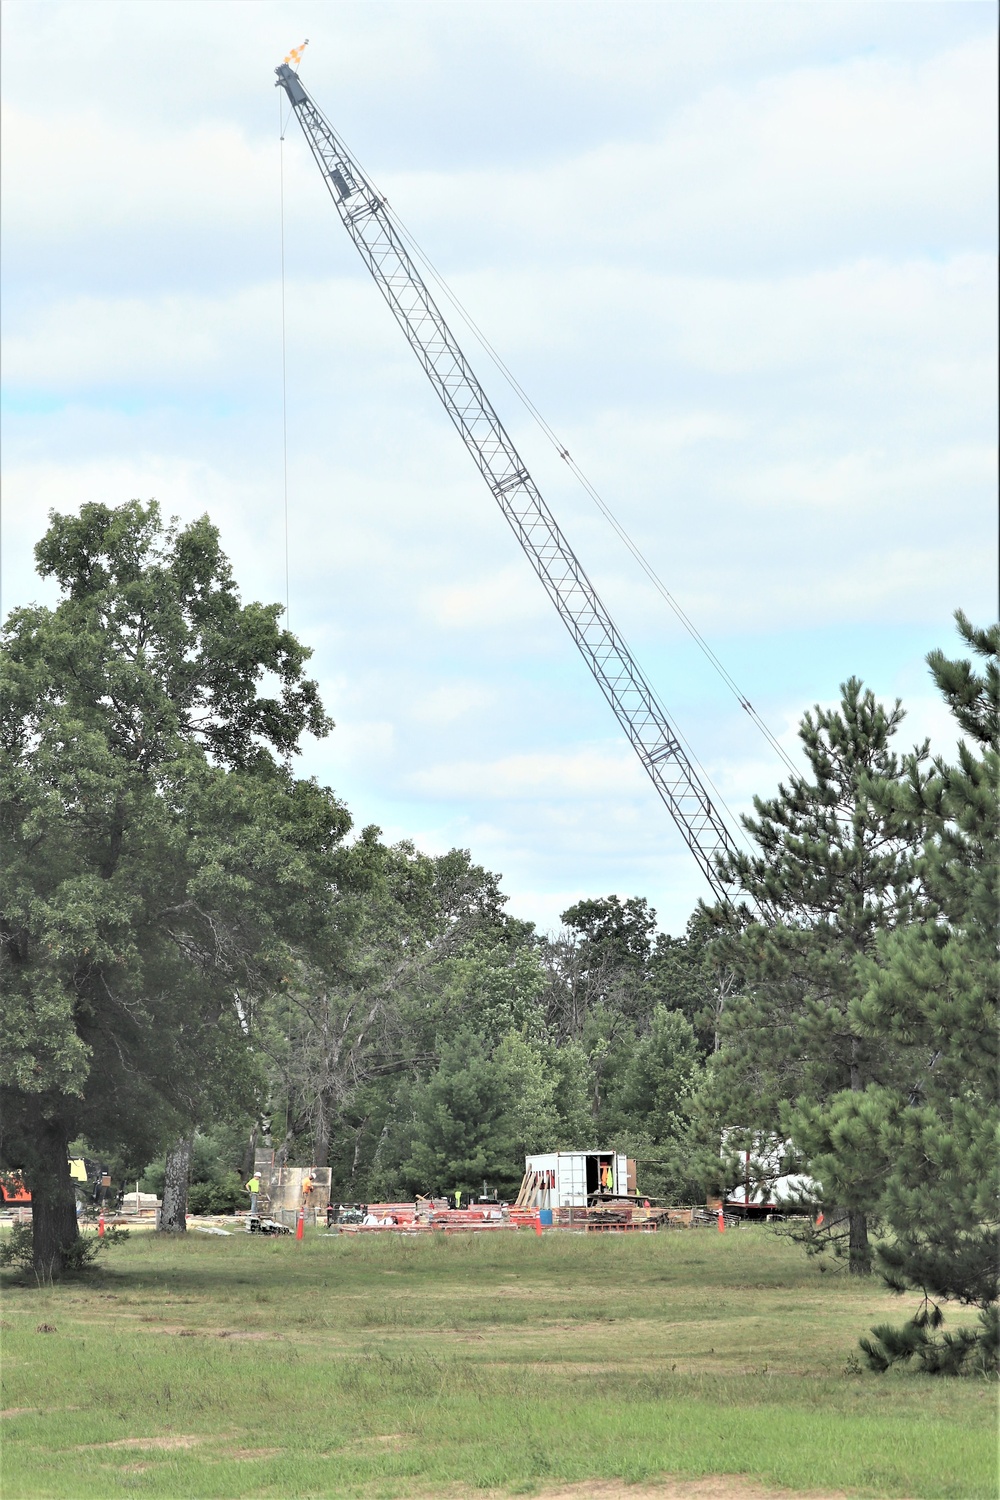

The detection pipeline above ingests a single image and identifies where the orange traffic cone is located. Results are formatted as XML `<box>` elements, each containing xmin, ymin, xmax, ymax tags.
<box><xmin>296</xmin><ymin>1206</ymin><xmax>304</xmax><ymax>1241</ymax></box>
<box><xmin>534</xmin><ymin>1213</ymin><xmax>543</xmax><ymax>1237</ymax></box>
<box><xmin>717</xmin><ymin>1207</ymin><xmax>725</xmax><ymax>1233</ymax></box>
<box><xmin>98</xmin><ymin>1212</ymin><xmax>105</xmax><ymax>1238</ymax></box>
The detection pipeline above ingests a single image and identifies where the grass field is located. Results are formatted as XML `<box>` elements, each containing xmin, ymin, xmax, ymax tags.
<box><xmin>1</xmin><ymin>1223</ymin><xmax>995</xmax><ymax>1499</ymax></box>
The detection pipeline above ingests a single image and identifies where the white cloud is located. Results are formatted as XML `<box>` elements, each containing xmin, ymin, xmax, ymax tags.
<box><xmin>408</xmin><ymin>743</ymin><xmax>647</xmax><ymax>801</ymax></box>
<box><xmin>412</xmin><ymin>683</ymin><xmax>496</xmax><ymax>725</ymax></box>
<box><xmin>0</xmin><ymin>104</ymin><xmax>271</xmax><ymax>241</ymax></box>
<box><xmin>325</xmin><ymin>718</ymin><xmax>397</xmax><ymax>766</ymax></box>
<box><xmin>419</xmin><ymin>565</ymin><xmax>550</xmax><ymax>630</ymax></box>
<box><xmin>386</xmin><ymin>39</ymin><xmax>996</xmax><ymax>269</ymax></box>
<box><xmin>2</xmin><ymin>2</ymin><xmax>995</xmax><ymax>933</ymax></box>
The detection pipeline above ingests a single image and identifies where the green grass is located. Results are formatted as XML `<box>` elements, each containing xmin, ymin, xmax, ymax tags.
<box><xmin>1</xmin><ymin>1225</ymin><xmax>996</xmax><ymax>1498</ymax></box>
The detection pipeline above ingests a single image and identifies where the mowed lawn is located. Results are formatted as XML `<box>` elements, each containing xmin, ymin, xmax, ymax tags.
<box><xmin>0</xmin><ymin>1224</ymin><xmax>995</xmax><ymax>1499</ymax></box>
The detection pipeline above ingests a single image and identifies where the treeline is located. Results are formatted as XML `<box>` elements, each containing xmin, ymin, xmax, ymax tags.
<box><xmin>240</xmin><ymin>875</ymin><xmax>718</xmax><ymax>1208</ymax></box>
<box><xmin>2</xmin><ymin>504</ymin><xmax>996</xmax><ymax>1373</ymax></box>
<box><xmin>135</xmin><ymin>877</ymin><xmax>722</xmax><ymax>1212</ymax></box>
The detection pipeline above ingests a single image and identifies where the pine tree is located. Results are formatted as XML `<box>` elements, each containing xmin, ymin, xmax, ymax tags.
<box><xmin>711</xmin><ymin>678</ymin><xmax>925</xmax><ymax>1272</ymax></box>
<box><xmin>800</xmin><ymin>615</ymin><xmax>998</xmax><ymax>1372</ymax></box>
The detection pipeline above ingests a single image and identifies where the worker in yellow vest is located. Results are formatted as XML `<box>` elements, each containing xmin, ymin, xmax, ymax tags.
<box><xmin>245</xmin><ymin>1173</ymin><xmax>261</xmax><ymax>1214</ymax></box>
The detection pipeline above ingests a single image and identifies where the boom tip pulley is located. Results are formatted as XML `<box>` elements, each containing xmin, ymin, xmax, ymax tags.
<box><xmin>275</xmin><ymin>39</ymin><xmax>308</xmax><ymax>100</ymax></box>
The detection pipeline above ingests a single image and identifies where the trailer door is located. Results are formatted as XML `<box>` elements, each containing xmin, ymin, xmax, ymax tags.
<box><xmin>558</xmin><ymin>1154</ymin><xmax>586</xmax><ymax>1207</ymax></box>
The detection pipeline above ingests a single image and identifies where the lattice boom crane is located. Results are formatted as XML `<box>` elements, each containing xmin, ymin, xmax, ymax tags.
<box><xmin>275</xmin><ymin>62</ymin><xmax>743</xmax><ymax>905</ymax></box>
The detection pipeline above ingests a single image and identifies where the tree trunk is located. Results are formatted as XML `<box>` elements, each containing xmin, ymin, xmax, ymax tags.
<box><xmin>847</xmin><ymin>1038</ymin><xmax>870</xmax><ymax>1274</ymax></box>
<box><xmin>313</xmin><ymin>1096</ymin><xmax>330</xmax><ymax>1174</ymax></box>
<box><xmin>29</xmin><ymin>1114</ymin><xmax>79</xmax><ymax>1281</ymax></box>
<box><xmin>241</xmin><ymin>1121</ymin><xmax>259</xmax><ymax>1182</ymax></box>
<box><xmin>348</xmin><ymin>1117</ymin><xmax>369</xmax><ymax>1191</ymax></box>
<box><xmin>848</xmin><ymin>1207</ymin><xmax>871</xmax><ymax>1275</ymax></box>
<box><xmin>159</xmin><ymin>1134</ymin><xmax>192</xmax><ymax>1233</ymax></box>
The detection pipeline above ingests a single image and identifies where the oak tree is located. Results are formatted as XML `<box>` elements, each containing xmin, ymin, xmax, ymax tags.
<box><xmin>0</xmin><ymin>501</ymin><xmax>347</xmax><ymax>1275</ymax></box>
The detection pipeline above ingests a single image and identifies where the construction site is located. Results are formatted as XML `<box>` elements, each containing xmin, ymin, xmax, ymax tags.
<box><xmin>3</xmin><ymin>11</ymin><xmax>993</xmax><ymax>1499</ymax></box>
<box><xmin>185</xmin><ymin>1149</ymin><xmax>742</xmax><ymax>1238</ymax></box>
<box><xmin>1</xmin><ymin>1145</ymin><xmax>755</xmax><ymax>1241</ymax></box>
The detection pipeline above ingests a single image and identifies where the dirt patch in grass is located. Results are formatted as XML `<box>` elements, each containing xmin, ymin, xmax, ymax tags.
<box><xmin>219</xmin><ymin>1446</ymin><xmax>282</xmax><ymax>1460</ymax></box>
<box><xmin>340</xmin><ymin>1432</ymin><xmax>413</xmax><ymax>1454</ymax></box>
<box><xmin>84</xmin><ymin>1434</ymin><xmax>210</xmax><ymax>1451</ymax></box>
<box><xmin>420</xmin><ymin>1481</ymin><xmax>855</xmax><ymax>1500</ymax></box>
<box><xmin>142</xmin><ymin>1323</ymin><xmax>281</xmax><ymax>1340</ymax></box>
<box><xmin>2</xmin><ymin>1406</ymin><xmax>81</xmax><ymax>1418</ymax></box>
<box><xmin>531</xmin><ymin>1481</ymin><xmax>853</xmax><ymax>1499</ymax></box>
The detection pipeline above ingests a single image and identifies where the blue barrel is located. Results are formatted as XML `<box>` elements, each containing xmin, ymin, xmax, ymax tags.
<box><xmin>539</xmin><ymin>1209</ymin><xmax>553</xmax><ymax>1227</ymax></box>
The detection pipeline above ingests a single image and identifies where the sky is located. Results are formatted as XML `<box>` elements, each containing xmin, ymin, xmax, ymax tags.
<box><xmin>2</xmin><ymin>0</ymin><xmax>997</xmax><ymax>937</ymax></box>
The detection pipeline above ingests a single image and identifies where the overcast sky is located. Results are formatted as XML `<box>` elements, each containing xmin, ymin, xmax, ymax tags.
<box><xmin>2</xmin><ymin>0</ymin><xmax>997</xmax><ymax>935</ymax></box>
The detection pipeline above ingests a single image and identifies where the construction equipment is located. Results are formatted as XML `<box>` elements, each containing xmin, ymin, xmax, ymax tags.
<box><xmin>274</xmin><ymin>62</ymin><xmax>747</xmax><ymax>905</ymax></box>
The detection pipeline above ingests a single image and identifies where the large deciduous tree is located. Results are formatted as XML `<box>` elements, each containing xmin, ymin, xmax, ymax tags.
<box><xmin>0</xmin><ymin>501</ymin><xmax>348</xmax><ymax>1276</ymax></box>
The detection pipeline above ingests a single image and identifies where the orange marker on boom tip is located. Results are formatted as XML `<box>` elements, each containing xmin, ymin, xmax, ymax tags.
<box><xmin>284</xmin><ymin>39</ymin><xmax>309</xmax><ymax>67</ymax></box>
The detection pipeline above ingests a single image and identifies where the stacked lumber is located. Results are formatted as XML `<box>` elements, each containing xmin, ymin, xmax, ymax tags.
<box><xmin>514</xmin><ymin>1169</ymin><xmax>556</xmax><ymax>1208</ymax></box>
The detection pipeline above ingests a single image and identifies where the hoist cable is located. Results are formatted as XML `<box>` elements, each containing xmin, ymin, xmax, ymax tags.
<box><xmin>279</xmin><ymin>98</ymin><xmax>291</xmax><ymax>628</ymax></box>
<box><xmin>288</xmin><ymin>110</ymin><xmax>773</xmax><ymax>859</ymax></box>
<box><xmin>300</xmin><ymin>129</ymin><xmax>775</xmax><ymax>849</ymax></box>
<box><xmin>338</xmin><ymin>171</ymin><xmax>802</xmax><ymax>784</ymax></box>
<box><xmin>389</xmin><ymin>211</ymin><xmax>800</xmax><ymax>783</ymax></box>
<box><xmin>374</xmin><ymin>226</ymin><xmax>756</xmax><ymax>851</ymax></box>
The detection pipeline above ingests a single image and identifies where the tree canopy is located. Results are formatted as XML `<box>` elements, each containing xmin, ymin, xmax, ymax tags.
<box><xmin>799</xmin><ymin>615</ymin><xmax>999</xmax><ymax>1371</ymax></box>
<box><xmin>3</xmin><ymin>502</ymin><xmax>993</xmax><ymax>1375</ymax></box>
<box><xmin>705</xmin><ymin>678</ymin><xmax>926</xmax><ymax>1271</ymax></box>
<box><xmin>0</xmin><ymin>502</ymin><xmax>348</xmax><ymax>1275</ymax></box>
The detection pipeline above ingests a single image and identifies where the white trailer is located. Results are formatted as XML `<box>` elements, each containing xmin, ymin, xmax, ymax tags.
<box><xmin>519</xmin><ymin>1150</ymin><xmax>635</xmax><ymax>1210</ymax></box>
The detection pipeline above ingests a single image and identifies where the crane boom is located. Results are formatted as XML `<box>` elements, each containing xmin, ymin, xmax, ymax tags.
<box><xmin>275</xmin><ymin>63</ymin><xmax>743</xmax><ymax>904</ymax></box>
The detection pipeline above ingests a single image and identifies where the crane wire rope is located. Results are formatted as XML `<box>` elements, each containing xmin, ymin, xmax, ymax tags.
<box><xmin>365</xmin><ymin>209</ymin><xmax>766</xmax><ymax>839</ymax></box>
<box><xmin>324</xmin><ymin>124</ymin><xmax>800</xmax><ymax>785</ymax></box>
<box><xmin>279</xmin><ymin>97</ymin><xmax>292</xmax><ymax>627</ymax></box>
<box><xmin>282</xmin><ymin>108</ymin><xmax>766</xmax><ymax>859</ymax></box>
<box><xmin>367</xmin><ymin>210</ymin><xmax>758</xmax><ymax>852</ymax></box>
<box><xmin>385</xmin><ymin>208</ymin><xmax>800</xmax><ymax>786</ymax></box>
